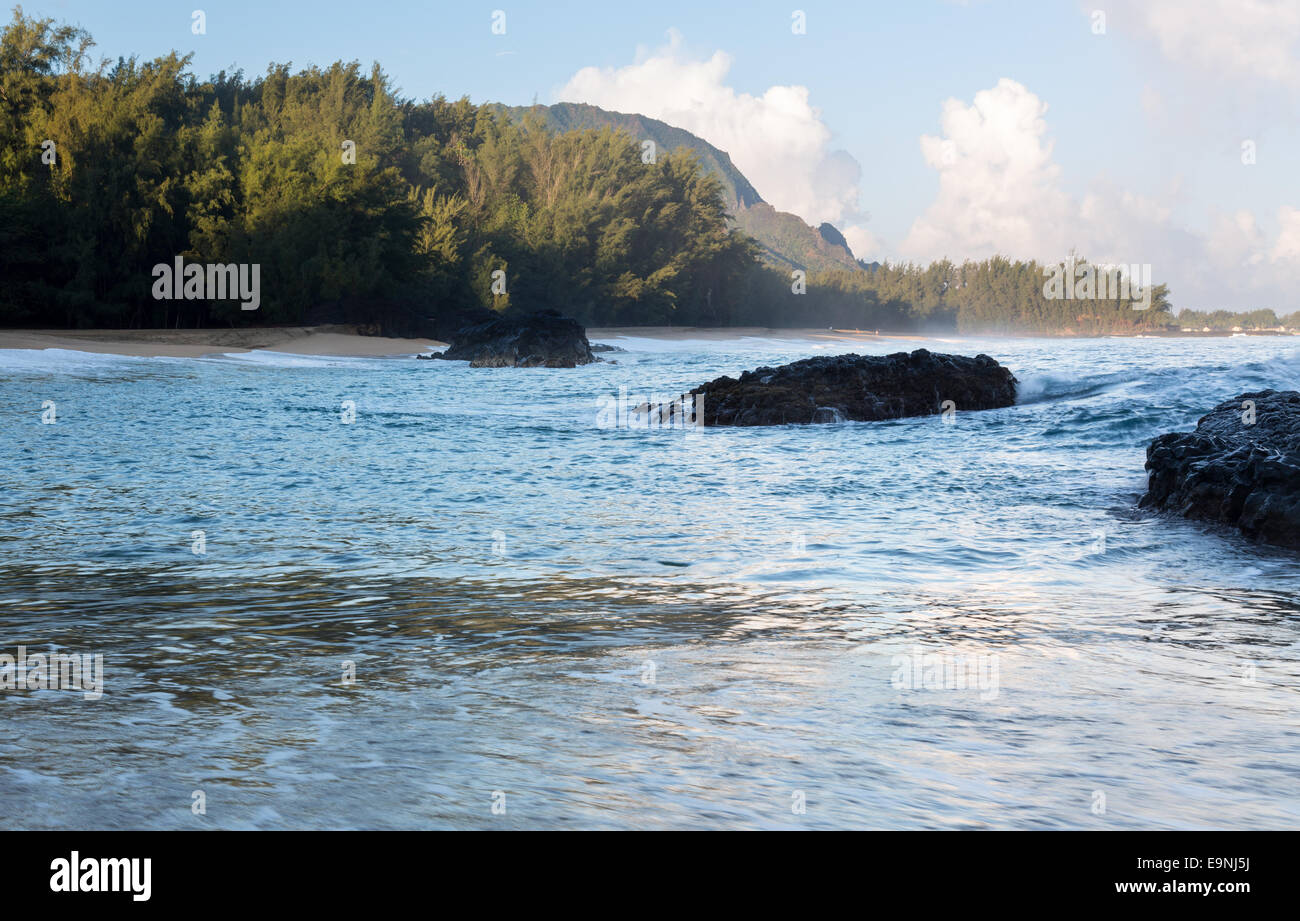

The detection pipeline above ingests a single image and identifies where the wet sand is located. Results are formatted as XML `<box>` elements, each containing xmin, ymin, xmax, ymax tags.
<box><xmin>0</xmin><ymin>325</ymin><xmax>445</xmax><ymax>358</ymax></box>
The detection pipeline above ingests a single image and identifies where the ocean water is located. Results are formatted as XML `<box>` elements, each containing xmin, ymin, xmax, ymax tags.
<box><xmin>1</xmin><ymin>333</ymin><xmax>1298</xmax><ymax>829</ymax></box>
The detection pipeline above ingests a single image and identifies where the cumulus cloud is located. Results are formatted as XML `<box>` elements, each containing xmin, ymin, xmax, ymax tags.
<box><xmin>1270</xmin><ymin>207</ymin><xmax>1300</xmax><ymax>263</ymax></box>
<box><xmin>556</xmin><ymin>31</ymin><xmax>867</xmax><ymax>231</ymax></box>
<box><xmin>842</xmin><ymin>226</ymin><xmax>883</xmax><ymax>263</ymax></box>
<box><xmin>1105</xmin><ymin>0</ymin><xmax>1300</xmax><ymax>90</ymax></box>
<box><xmin>901</xmin><ymin>78</ymin><xmax>1300</xmax><ymax>309</ymax></box>
<box><xmin>901</xmin><ymin>79</ymin><xmax>1070</xmax><ymax>262</ymax></box>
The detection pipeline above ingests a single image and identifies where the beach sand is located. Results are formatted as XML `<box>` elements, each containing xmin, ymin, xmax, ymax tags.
<box><xmin>0</xmin><ymin>325</ymin><xmax>446</xmax><ymax>358</ymax></box>
<box><xmin>0</xmin><ymin>324</ymin><xmax>934</xmax><ymax>358</ymax></box>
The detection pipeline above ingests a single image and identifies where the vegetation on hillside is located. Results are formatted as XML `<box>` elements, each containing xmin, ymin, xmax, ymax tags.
<box><xmin>497</xmin><ymin>102</ymin><xmax>861</xmax><ymax>275</ymax></box>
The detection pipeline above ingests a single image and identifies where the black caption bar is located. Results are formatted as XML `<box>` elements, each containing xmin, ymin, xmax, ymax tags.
<box><xmin>0</xmin><ymin>830</ymin><xmax>1284</xmax><ymax>909</ymax></box>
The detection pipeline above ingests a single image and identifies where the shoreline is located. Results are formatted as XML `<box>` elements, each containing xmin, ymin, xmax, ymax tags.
<box><xmin>587</xmin><ymin>326</ymin><xmax>928</xmax><ymax>343</ymax></box>
<box><xmin>0</xmin><ymin>325</ymin><xmax>446</xmax><ymax>358</ymax></box>
<box><xmin>1</xmin><ymin>324</ymin><xmax>1295</xmax><ymax>359</ymax></box>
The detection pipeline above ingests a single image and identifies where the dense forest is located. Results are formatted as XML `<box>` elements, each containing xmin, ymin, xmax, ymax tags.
<box><xmin>1176</xmin><ymin>308</ymin><xmax>1300</xmax><ymax>331</ymax></box>
<box><xmin>0</xmin><ymin>9</ymin><xmax>1210</xmax><ymax>336</ymax></box>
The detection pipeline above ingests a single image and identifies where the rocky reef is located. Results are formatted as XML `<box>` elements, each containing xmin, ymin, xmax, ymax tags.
<box><xmin>425</xmin><ymin>311</ymin><xmax>598</xmax><ymax>368</ymax></box>
<box><xmin>652</xmin><ymin>349</ymin><xmax>1017</xmax><ymax>426</ymax></box>
<box><xmin>1140</xmin><ymin>389</ymin><xmax>1300</xmax><ymax>548</ymax></box>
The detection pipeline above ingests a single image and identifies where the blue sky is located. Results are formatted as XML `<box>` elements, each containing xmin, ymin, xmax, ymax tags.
<box><xmin>23</xmin><ymin>0</ymin><xmax>1300</xmax><ymax>309</ymax></box>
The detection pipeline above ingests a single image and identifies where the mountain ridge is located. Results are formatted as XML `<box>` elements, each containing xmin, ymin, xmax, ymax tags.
<box><xmin>493</xmin><ymin>102</ymin><xmax>862</xmax><ymax>275</ymax></box>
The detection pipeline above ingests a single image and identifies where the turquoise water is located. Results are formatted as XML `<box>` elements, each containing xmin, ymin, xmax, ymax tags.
<box><xmin>1</xmin><ymin>334</ymin><xmax>1298</xmax><ymax>829</ymax></box>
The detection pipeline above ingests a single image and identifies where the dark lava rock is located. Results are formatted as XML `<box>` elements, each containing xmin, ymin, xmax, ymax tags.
<box><xmin>654</xmin><ymin>349</ymin><xmax>1017</xmax><ymax>426</ymax></box>
<box><xmin>430</xmin><ymin>311</ymin><xmax>598</xmax><ymax>368</ymax></box>
<box><xmin>1140</xmin><ymin>389</ymin><xmax>1300</xmax><ymax>548</ymax></box>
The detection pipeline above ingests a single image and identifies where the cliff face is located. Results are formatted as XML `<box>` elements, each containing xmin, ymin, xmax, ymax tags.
<box><xmin>495</xmin><ymin>102</ymin><xmax>861</xmax><ymax>274</ymax></box>
<box><xmin>731</xmin><ymin>204</ymin><xmax>862</xmax><ymax>274</ymax></box>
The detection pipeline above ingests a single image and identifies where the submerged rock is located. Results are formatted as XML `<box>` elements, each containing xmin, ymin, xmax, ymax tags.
<box><xmin>653</xmin><ymin>349</ymin><xmax>1017</xmax><ymax>426</ymax></box>
<box><xmin>1140</xmin><ymin>389</ymin><xmax>1300</xmax><ymax>548</ymax></box>
<box><xmin>432</xmin><ymin>311</ymin><xmax>598</xmax><ymax>368</ymax></box>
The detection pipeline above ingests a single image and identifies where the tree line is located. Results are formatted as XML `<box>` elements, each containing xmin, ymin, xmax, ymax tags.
<box><xmin>1175</xmin><ymin>309</ymin><xmax>1300</xmax><ymax>331</ymax></box>
<box><xmin>1</xmin><ymin>8</ymin><xmax>1192</xmax><ymax>336</ymax></box>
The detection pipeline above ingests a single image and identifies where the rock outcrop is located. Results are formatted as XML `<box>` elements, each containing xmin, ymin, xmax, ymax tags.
<box><xmin>427</xmin><ymin>311</ymin><xmax>598</xmax><ymax>368</ymax></box>
<box><xmin>652</xmin><ymin>349</ymin><xmax>1017</xmax><ymax>426</ymax></box>
<box><xmin>1140</xmin><ymin>389</ymin><xmax>1300</xmax><ymax>548</ymax></box>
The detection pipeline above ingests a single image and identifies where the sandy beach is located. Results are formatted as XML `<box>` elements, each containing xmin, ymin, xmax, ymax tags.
<box><xmin>0</xmin><ymin>324</ymin><xmax>934</xmax><ymax>358</ymax></box>
<box><xmin>0</xmin><ymin>325</ymin><xmax>446</xmax><ymax>358</ymax></box>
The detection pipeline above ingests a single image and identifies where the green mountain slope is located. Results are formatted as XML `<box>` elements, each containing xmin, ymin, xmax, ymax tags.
<box><xmin>495</xmin><ymin>102</ymin><xmax>861</xmax><ymax>274</ymax></box>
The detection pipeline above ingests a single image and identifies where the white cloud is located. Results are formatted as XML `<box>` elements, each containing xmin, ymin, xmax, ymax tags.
<box><xmin>556</xmin><ymin>31</ymin><xmax>866</xmax><ymax>228</ymax></box>
<box><xmin>901</xmin><ymin>79</ymin><xmax>1070</xmax><ymax>262</ymax></box>
<box><xmin>901</xmin><ymin>78</ymin><xmax>1300</xmax><ymax>309</ymax></box>
<box><xmin>1270</xmin><ymin>206</ymin><xmax>1300</xmax><ymax>263</ymax></box>
<box><xmin>1107</xmin><ymin>0</ymin><xmax>1300</xmax><ymax>89</ymax></box>
<box><xmin>842</xmin><ymin>225</ymin><xmax>882</xmax><ymax>262</ymax></box>
<box><xmin>1207</xmin><ymin>210</ymin><xmax>1267</xmax><ymax>269</ymax></box>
